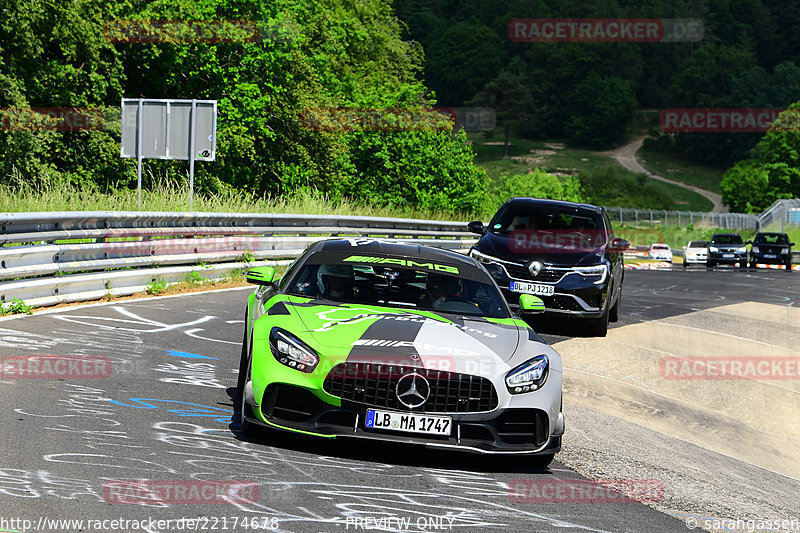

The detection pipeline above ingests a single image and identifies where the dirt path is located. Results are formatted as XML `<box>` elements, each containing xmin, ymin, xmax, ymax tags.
<box><xmin>610</xmin><ymin>137</ymin><xmax>727</xmax><ymax>213</ymax></box>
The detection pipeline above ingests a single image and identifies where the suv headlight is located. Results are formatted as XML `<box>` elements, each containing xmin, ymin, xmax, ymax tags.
<box><xmin>737</xmin><ymin>246</ymin><xmax>747</xmax><ymax>253</ymax></box>
<box><xmin>269</xmin><ymin>328</ymin><xmax>319</xmax><ymax>373</ymax></box>
<box><xmin>506</xmin><ymin>355</ymin><xmax>549</xmax><ymax>393</ymax></box>
<box><xmin>469</xmin><ymin>249</ymin><xmax>496</xmax><ymax>264</ymax></box>
<box><xmin>572</xmin><ymin>264</ymin><xmax>608</xmax><ymax>284</ymax></box>
<box><xmin>751</xmin><ymin>246</ymin><xmax>760</xmax><ymax>254</ymax></box>
<box><xmin>781</xmin><ymin>247</ymin><xmax>789</xmax><ymax>254</ymax></box>
<box><xmin>709</xmin><ymin>246</ymin><xmax>718</xmax><ymax>252</ymax></box>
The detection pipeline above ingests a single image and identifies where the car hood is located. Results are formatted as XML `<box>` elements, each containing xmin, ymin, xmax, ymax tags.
<box><xmin>476</xmin><ymin>232</ymin><xmax>605</xmax><ymax>267</ymax></box>
<box><xmin>271</xmin><ymin>299</ymin><xmax>554</xmax><ymax>373</ymax></box>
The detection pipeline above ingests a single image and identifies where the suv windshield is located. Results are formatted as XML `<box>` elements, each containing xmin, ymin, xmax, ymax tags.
<box><xmin>490</xmin><ymin>205</ymin><xmax>603</xmax><ymax>234</ymax></box>
<box><xmin>711</xmin><ymin>234</ymin><xmax>744</xmax><ymax>245</ymax></box>
<box><xmin>286</xmin><ymin>262</ymin><xmax>509</xmax><ymax>318</ymax></box>
<box><xmin>754</xmin><ymin>233</ymin><xmax>789</xmax><ymax>245</ymax></box>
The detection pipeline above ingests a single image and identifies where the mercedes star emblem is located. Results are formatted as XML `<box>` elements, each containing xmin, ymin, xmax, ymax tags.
<box><xmin>395</xmin><ymin>372</ymin><xmax>430</xmax><ymax>408</ymax></box>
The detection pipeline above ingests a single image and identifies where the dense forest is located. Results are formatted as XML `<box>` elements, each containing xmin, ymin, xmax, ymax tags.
<box><xmin>1</xmin><ymin>0</ymin><xmax>799</xmax><ymax>213</ymax></box>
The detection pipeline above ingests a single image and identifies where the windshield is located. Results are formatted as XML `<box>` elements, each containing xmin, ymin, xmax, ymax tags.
<box><xmin>711</xmin><ymin>234</ymin><xmax>744</xmax><ymax>245</ymax></box>
<box><xmin>688</xmin><ymin>241</ymin><xmax>709</xmax><ymax>248</ymax></box>
<box><xmin>652</xmin><ymin>245</ymin><xmax>669</xmax><ymax>250</ymax></box>
<box><xmin>754</xmin><ymin>233</ymin><xmax>789</xmax><ymax>245</ymax></box>
<box><xmin>491</xmin><ymin>205</ymin><xmax>603</xmax><ymax>234</ymax></box>
<box><xmin>285</xmin><ymin>262</ymin><xmax>509</xmax><ymax>318</ymax></box>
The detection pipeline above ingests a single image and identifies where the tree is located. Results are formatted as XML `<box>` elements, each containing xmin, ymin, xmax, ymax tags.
<box><xmin>468</xmin><ymin>68</ymin><xmax>533</xmax><ymax>158</ymax></box>
<box><xmin>565</xmin><ymin>72</ymin><xmax>636</xmax><ymax>148</ymax></box>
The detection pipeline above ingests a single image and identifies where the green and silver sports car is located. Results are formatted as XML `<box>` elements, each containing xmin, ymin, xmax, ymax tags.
<box><xmin>237</xmin><ymin>238</ymin><xmax>564</xmax><ymax>463</ymax></box>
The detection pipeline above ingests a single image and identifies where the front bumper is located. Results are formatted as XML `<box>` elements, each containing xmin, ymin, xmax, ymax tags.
<box><xmin>684</xmin><ymin>253</ymin><xmax>707</xmax><ymax>264</ymax></box>
<box><xmin>750</xmin><ymin>252</ymin><xmax>790</xmax><ymax>265</ymax></box>
<box><xmin>708</xmin><ymin>251</ymin><xmax>747</xmax><ymax>264</ymax></box>
<box><xmin>244</xmin><ymin>383</ymin><xmax>564</xmax><ymax>454</ymax></box>
<box><xmin>481</xmin><ymin>261</ymin><xmax>608</xmax><ymax>319</ymax></box>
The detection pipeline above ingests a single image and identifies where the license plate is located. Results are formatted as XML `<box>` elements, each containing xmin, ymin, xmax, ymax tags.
<box><xmin>510</xmin><ymin>281</ymin><xmax>554</xmax><ymax>296</ymax></box>
<box><xmin>722</xmin><ymin>254</ymin><xmax>734</xmax><ymax>258</ymax></box>
<box><xmin>365</xmin><ymin>409</ymin><xmax>452</xmax><ymax>436</ymax></box>
<box><xmin>764</xmin><ymin>254</ymin><xmax>776</xmax><ymax>258</ymax></box>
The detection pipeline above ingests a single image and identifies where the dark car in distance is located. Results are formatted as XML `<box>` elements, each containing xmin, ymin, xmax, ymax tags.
<box><xmin>467</xmin><ymin>198</ymin><xmax>629</xmax><ymax>337</ymax></box>
<box><xmin>748</xmin><ymin>232</ymin><xmax>794</xmax><ymax>269</ymax></box>
<box><xmin>706</xmin><ymin>233</ymin><xmax>747</xmax><ymax>268</ymax></box>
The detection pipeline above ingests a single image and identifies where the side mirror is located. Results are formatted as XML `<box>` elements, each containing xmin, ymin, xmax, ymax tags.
<box><xmin>745</xmin><ymin>240</ymin><xmax>752</xmax><ymax>245</ymax></box>
<box><xmin>518</xmin><ymin>294</ymin><xmax>545</xmax><ymax>315</ymax></box>
<box><xmin>246</xmin><ymin>266</ymin><xmax>276</xmax><ymax>285</ymax></box>
<box><xmin>791</xmin><ymin>243</ymin><xmax>796</xmax><ymax>247</ymax></box>
<box><xmin>467</xmin><ymin>221</ymin><xmax>486</xmax><ymax>235</ymax></box>
<box><xmin>608</xmin><ymin>238</ymin><xmax>630</xmax><ymax>253</ymax></box>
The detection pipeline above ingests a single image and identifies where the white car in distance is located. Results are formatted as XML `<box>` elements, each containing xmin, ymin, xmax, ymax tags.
<box><xmin>648</xmin><ymin>243</ymin><xmax>673</xmax><ymax>263</ymax></box>
<box><xmin>682</xmin><ymin>240</ymin><xmax>709</xmax><ymax>268</ymax></box>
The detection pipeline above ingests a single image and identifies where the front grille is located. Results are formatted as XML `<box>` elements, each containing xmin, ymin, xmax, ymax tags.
<box><xmin>323</xmin><ymin>363</ymin><xmax>498</xmax><ymax>413</ymax></box>
<box><xmin>504</xmin><ymin>262</ymin><xmax>565</xmax><ymax>283</ymax></box>
<box><xmin>541</xmin><ymin>295</ymin><xmax>584</xmax><ymax>311</ymax></box>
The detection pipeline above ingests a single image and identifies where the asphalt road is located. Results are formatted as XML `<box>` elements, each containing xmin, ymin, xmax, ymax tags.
<box><xmin>0</xmin><ymin>268</ymin><xmax>795</xmax><ymax>533</ymax></box>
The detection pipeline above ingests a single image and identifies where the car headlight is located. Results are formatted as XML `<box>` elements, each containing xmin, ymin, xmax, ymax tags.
<box><xmin>469</xmin><ymin>249</ymin><xmax>496</xmax><ymax>264</ymax></box>
<box><xmin>751</xmin><ymin>246</ymin><xmax>760</xmax><ymax>254</ymax></box>
<box><xmin>737</xmin><ymin>246</ymin><xmax>747</xmax><ymax>253</ymax></box>
<box><xmin>709</xmin><ymin>246</ymin><xmax>718</xmax><ymax>252</ymax></box>
<box><xmin>506</xmin><ymin>355</ymin><xmax>549</xmax><ymax>394</ymax></box>
<box><xmin>572</xmin><ymin>264</ymin><xmax>608</xmax><ymax>284</ymax></box>
<box><xmin>781</xmin><ymin>247</ymin><xmax>789</xmax><ymax>254</ymax></box>
<box><xmin>269</xmin><ymin>328</ymin><xmax>319</xmax><ymax>373</ymax></box>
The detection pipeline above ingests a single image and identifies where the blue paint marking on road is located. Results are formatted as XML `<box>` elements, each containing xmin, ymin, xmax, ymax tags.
<box><xmin>107</xmin><ymin>398</ymin><xmax>230</xmax><ymax>423</ymax></box>
<box><xmin>167</xmin><ymin>349</ymin><xmax>217</xmax><ymax>360</ymax></box>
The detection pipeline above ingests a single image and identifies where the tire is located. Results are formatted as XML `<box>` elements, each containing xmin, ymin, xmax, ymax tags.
<box><xmin>738</xmin><ymin>261</ymin><xmax>748</xmax><ymax>269</ymax></box>
<box><xmin>237</xmin><ymin>315</ymin><xmax>255</xmax><ymax>437</ymax></box>
<box><xmin>786</xmin><ymin>259</ymin><xmax>793</xmax><ymax>271</ymax></box>
<box><xmin>587</xmin><ymin>305</ymin><xmax>609</xmax><ymax>337</ymax></box>
<box><xmin>530</xmin><ymin>453</ymin><xmax>555</xmax><ymax>469</ymax></box>
<box><xmin>682</xmin><ymin>260</ymin><xmax>687</xmax><ymax>268</ymax></box>
<box><xmin>609</xmin><ymin>290</ymin><xmax>620</xmax><ymax>323</ymax></box>
<box><xmin>707</xmin><ymin>260</ymin><xmax>715</xmax><ymax>268</ymax></box>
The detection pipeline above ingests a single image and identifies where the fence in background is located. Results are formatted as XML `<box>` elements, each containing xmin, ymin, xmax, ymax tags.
<box><xmin>603</xmin><ymin>207</ymin><xmax>759</xmax><ymax>230</ymax></box>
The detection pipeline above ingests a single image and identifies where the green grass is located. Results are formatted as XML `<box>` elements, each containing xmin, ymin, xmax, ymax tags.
<box><xmin>0</xmin><ymin>182</ymin><xmax>474</xmax><ymax>221</ymax></box>
<box><xmin>614</xmin><ymin>225</ymin><xmax>756</xmax><ymax>250</ymax></box>
<box><xmin>470</xmin><ymin>133</ymin><xmax>714</xmax><ymax>211</ymax></box>
<box><xmin>637</xmin><ymin>144</ymin><xmax>725</xmax><ymax>193</ymax></box>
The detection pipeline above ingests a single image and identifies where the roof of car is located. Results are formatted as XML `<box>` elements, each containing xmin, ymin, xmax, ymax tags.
<box><xmin>309</xmin><ymin>238</ymin><xmax>478</xmax><ymax>267</ymax></box>
<box><xmin>504</xmin><ymin>197</ymin><xmax>602</xmax><ymax>214</ymax></box>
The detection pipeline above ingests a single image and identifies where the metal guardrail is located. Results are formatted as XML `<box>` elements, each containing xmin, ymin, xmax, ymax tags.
<box><xmin>0</xmin><ymin>211</ymin><xmax>477</xmax><ymax>310</ymax></box>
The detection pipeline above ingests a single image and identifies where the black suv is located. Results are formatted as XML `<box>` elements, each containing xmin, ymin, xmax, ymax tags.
<box><xmin>748</xmin><ymin>232</ymin><xmax>794</xmax><ymax>269</ymax></box>
<box><xmin>467</xmin><ymin>198</ymin><xmax>628</xmax><ymax>336</ymax></box>
<box><xmin>706</xmin><ymin>233</ymin><xmax>747</xmax><ymax>268</ymax></box>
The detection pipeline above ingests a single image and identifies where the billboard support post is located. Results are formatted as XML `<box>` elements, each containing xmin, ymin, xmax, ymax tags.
<box><xmin>136</xmin><ymin>99</ymin><xmax>143</xmax><ymax>209</ymax></box>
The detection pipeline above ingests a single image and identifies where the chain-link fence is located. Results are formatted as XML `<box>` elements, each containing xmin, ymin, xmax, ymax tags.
<box><xmin>603</xmin><ymin>207</ymin><xmax>759</xmax><ymax>230</ymax></box>
<box><xmin>757</xmin><ymin>199</ymin><xmax>800</xmax><ymax>231</ymax></box>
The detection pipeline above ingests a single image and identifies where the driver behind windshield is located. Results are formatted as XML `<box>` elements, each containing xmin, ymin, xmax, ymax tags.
<box><xmin>422</xmin><ymin>273</ymin><xmax>463</xmax><ymax>309</ymax></box>
<box><xmin>316</xmin><ymin>264</ymin><xmax>354</xmax><ymax>299</ymax></box>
